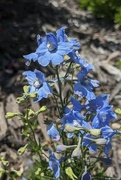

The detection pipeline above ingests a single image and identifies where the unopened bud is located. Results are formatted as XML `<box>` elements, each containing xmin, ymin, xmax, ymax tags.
<box><xmin>16</xmin><ymin>97</ymin><xmax>25</xmax><ymax>104</ymax></box>
<box><xmin>28</xmin><ymin>109</ymin><xmax>35</xmax><ymax>118</ymax></box>
<box><xmin>23</xmin><ymin>85</ymin><xmax>30</xmax><ymax>93</ymax></box>
<box><xmin>64</xmin><ymin>55</ymin><xmax>70</xmax><ymax>61</ymax></box>
<box><xmin>95</xmin><ymin>138</ymin><xmax>106</xmax><ymax>145</ymax></box>
<box><xmin>65</xmin><ymin>167</ymin><xmax>77</xmax><ymax>180</ymax></box>
<box><xmin>28</xmin><ymin>93</ymin><xmax>38</xmax><ymax>98</ymax></box>
<box><xmin>71</xmin><ymin>147</ymin><xmax>81</xmax><ymax>158</ymax></box>
<box><xmin>64</xmin><ymin>124</ymin><xmax>84</xmax><ymax>133</ymax></box>
<box><xmin>56</xmin><ymin>144</ymin><xmax>77</xmax><ymax>153</ymax></box>
<box><xmin>6</xmin><ymin>112</ymin><xmax>20</xmax><ymax>119</ymax></box>
<box><xmin>89</xmin><ymin>129</ymin><xmax>101</xmax><ymax>137</ymax></box>
<box><xmin>36</xmin><ymin>106</ymin><xmax>47</xmax><ymax>115</ymax></box>
<box><xmin>115</xmin><ymin>108</ymin><xmax>121</xmax><ymax>115</ymax></box>
<box><xmin>56</xmin><ymin>144</ymin><xmax>67</xmax><ymax>152</ymax></box>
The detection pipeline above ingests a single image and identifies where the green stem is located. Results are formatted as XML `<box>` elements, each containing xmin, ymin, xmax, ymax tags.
<box><xmin>56</xmin><ymin>65</ymin><xmax>64</xmax><ymax>117</ymax></box>
<box><xmin>24</xmin><ymin>101</ymin><xmax>42</xmax><ymax>160</ymax></box>
<box><xmin>64</xmin><ymin>61</ymin><xmax>73</xmax><ymax>79</ymax></box>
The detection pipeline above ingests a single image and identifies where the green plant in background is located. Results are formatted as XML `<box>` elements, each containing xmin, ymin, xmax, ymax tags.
<box><xmin>78</xmin><ymin>0</ymin><xmax>121</xmax><ymax>25</ymax></box>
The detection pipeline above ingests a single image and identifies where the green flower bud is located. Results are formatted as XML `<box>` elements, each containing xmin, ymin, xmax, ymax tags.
<box><xmin>64</xmin><ymin>124</ymin><xmax>84</xmax><ymax>133</ymax></box>
<box><xmin>89</xmin><ymin>129</ymin><xmax>101</xmax><ymax>137</ymax></box>
<box><xmin>84</xmin><ymin>136</ymin><xmax>107</xmax><ymax>145</ymax></box>
<box><xmin>115</xmin><ymin>108</ymin><xmax>121</xmax><ymax>115</ymax></box>
<box><xmin>71</xmin><ymin>147</ymin><xmax>81</xmax><ymax>158</ymax></box>
<box><xmin>28</xmin><ymin>109</ymin><xmax>35</xmax><ymax>117</ymax></box>
<box><xmin>56</xmin><ymin>144</ymin><xmax>77</xmax><ymax>153</ymax></box>
<box><xmin>28</xmin><ymin>92</ymin><xmax>38</xmax><ymax>98</ymax></box>
<box><xmin>6</xmin><ymin>112</ymin><xmax>20</xmax><ymax>119</ymax></box>
<box><xmin>56</xmin><ymin>144</ymin><xmax>67</xmax><ymax>152</ymax></box>
<box><xmin>36</xmin><ymin>106</ymin><xmax>47</xmax><ymax>115</ymax></box>
<box><xmin>64</xmin><ymin>55</ymin><xmax>70</xmax><ymax>61</ymax></box>
<box><xmin>18</xmin><ymin>144</ymin><xmax>28</xmax><ymax>155</ymax></box>
<box><xmin>23</xmin><ymin>85</ymin><xmax>30</xmax><ymax>93</ymax></box>
<box><xmin>95</xmin><ymin>138</ymin><xmax>107</xmax><ymax>145</ymax></box>
<box><xmin>16</xmin><ymin>97</ymin><xmax>25</xmax><ymax>104</ymax></box>
<box><xmin>72</xmin><ymin>136</ymin><xmax>81</xmax><ymax>158</ymax></box>
<box><xmin>65</xmin><ymin>167</ymin><xmax>77</xmax><ymax>180</ymax></box>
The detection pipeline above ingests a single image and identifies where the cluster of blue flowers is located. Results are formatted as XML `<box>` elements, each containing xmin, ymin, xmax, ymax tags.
<box><xmin>23</xmin><ymin>27</ymin><xmax>118</xmax><ymax>179</ymax></box>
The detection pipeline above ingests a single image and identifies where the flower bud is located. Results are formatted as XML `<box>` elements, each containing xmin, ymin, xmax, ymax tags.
<box><xmin>64</xmin><ymin>55</ymin><xmax>70</xmax><ymax>61</ymax></box>
<box><xmin>95</xmin><ymin>138</ymin><xmax>107</xmax><ymax>145</ymax></box>
<box><xmin>28</xmin><ymin>92</ymin><xmax>38</xmax><ymax>98</ymax></box>
<box><xmin>115</xmin><ymin>108</ymin><xmax>121</xmax><ymax>115</ymax></box>
<box><xmin>5</xmin><ymin>112</ymin><xmax>20</xmax><ymax>119</ymax></box>
<box><xmin>28</xmin><ymin>109</ymin><xmax>35</xmax><ymax>118</ymax></box>
<box><xmin>16</xmin><ymin>97</ymin><xmax>25</xmax><ymax>104</ymax></box>
<box><xmin>23</xmin><ymin>85</ymin><xmax>30</xmax><ymax>93</ymax></box>
<box><xmin>65</xmin><ymin>167</ymin><xmax>77</xmax><ymax>180</ymax></box>
<box><xmin>36</xmin><ymin>106</ymin><xmax>47</xmax><ymax>114</ymax></box>
<box><xmin>89</xmin><ymin>129</ymin><xmax>101</xmax><ymax>137</ymax></box>
<box><xmin>64</xmin><ymin>124</ymin><xmax>83</xmax><ymax>133</ymax></box>
<box><xmin>71</xmin><ymin>147</ymin><xmax>81</xmax><ymax>158</ymax></box>
<box><xmin>56</xmin><ymin>144</ymin><xmax>67</xmax><ymax>152</ymax></box>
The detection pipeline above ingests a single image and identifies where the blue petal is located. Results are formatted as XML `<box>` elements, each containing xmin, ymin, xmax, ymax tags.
<box><xmin>38</xmin><ymin>52</ymin><xmax>51</xmax><ymax>66</ymax></box>
<box><xmin>23</xmin><ymin>53</ymin><xmax>38</xmax><ymax>62</ymax></box>
<box><xmin>57</xmin><ymin>42</ymin><xmax>73</xmax><ymax>55</ymax></box>
<box><xmin>36</xmin><ymin>42</ymin><xmax>47</xmax><ymax>54</ymax></box>
<box><xmin>47</xmin><ymin>124</ymin><xmax>60</xmax><ymax>141</ymax></box>
<box><xmin>56</xmin><ymin>26</ymin><xmax>67</xmax><ymax>42</ymax></box>
<box><xmin>49</xmin><ymin>150</ymin><xmax>60</xmax><ymax>178</ymax></box>
<box><xmin>51</xmin><ymin>53</ymin><xmax>64</xmax><ymax>65</ymax></box>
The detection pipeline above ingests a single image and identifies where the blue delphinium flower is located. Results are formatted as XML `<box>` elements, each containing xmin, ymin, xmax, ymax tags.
<box><xmin>47</xmin><ymin>123</ymin><xmax>60</xmax><ymax>141</ymax></box>
<box><xmin>85</xmin><ymin>94</ymin><xmax>110</xmax><ymax>112</ymax></box>
<box><xmin>61</xmin><ymin>107</ymin><xmax>90</xmax><ymax>138</ymax></box>
<box><xmin>82</xmin><ymin>133</ymin><xmax>98</xmax><ymax>153</ymax></box>
<box><xmin>82</xmin><ymin>125</ymin><xmax>117</xmax><ymax>156</ymax></box>
<box><xmin>56</xmin><ymin>26</ymin><xmax>80</xmax><ymax>50</ymax></box>
<box><xmin>74</xmin><ymin>78</ymin><xmax>99</xmax><ymax>100</ymax></box>
<box><xmin>49</xmin><ymin>150</ymin><xmax>60</xmax><ymax>179</ymax></box>
<box><xmin>74</xmin><ymin>54</ymin><xmax>94</xmax><ymax>71</ymax></box>
<box><xmin>101</xmin><ymin>126</ymin><xmax>118</xmax><ymax>156</ymax></box>
<box><xmin>73</xmin><ymin>56</ymin><xmax>99</xmax><ymax>100</ymax></box>
<box><xmin>92</xmin><ymin>106</ymin><xmax>117</xmax><ymax>128</ymax></box>
<box><xmin>23</xmin><ymin>69</ymin><xmax>52</xmax><ymax>102</ymax></box>
<box><xmin>24</xmin><ymin>28</ymin><xmax>74</xmax><ymax>67</ymax></box>
<box><xmin>85</xmin><ymin>94</ymin><xmax>117</xmax><ymax>128</ymax></box>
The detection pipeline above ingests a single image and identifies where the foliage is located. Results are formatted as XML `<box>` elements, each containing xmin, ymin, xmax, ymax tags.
<box><xmin>78</xmin><ymin>0</ymin><xmax>121</xmax><ymax>25</ymax></box>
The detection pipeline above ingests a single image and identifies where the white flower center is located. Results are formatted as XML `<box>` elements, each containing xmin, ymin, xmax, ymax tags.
<box><xmin>33</xmin><ymin>79</ymin><xmax>41</xmax><ymax>89</ymax></box>
<box><xmin>47</xmin><ymin>42</ymin><xmax>56</xmax><ymax>52</ymax></box>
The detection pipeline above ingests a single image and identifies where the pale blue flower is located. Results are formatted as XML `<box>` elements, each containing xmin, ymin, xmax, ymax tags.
<box><xmin>49</xmin><ymin>150</ymin><xmax>60</xmax><ymax>179</ymax></box>
<box><xmin>23</xmin><ymin>69</ymin><xmax>52</xmax><ymax>102</ymax></box>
